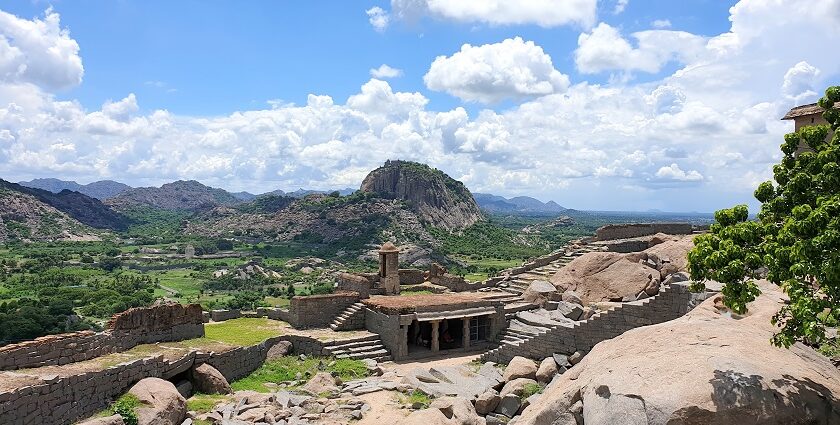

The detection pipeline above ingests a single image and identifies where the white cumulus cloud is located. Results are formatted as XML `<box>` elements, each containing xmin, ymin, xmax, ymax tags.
<box><xmin>655</xmin><ymin>163</ymin><xmax>704</xmax><ymax>181</ymax></box>
<box><xmin>0</xmin><ymin>8</ymin><xmax>83</xmax><ymax>90</ymax></box>
<box><xmin>424</xmin><ymin>37</ymin><xmax>570</xmax><ymax>103</ymax></box>
<box><xmin>575</xmin><ymin>23</ymin><xmax>706</xmax><ymax>74</ymax></box>
<box><xmin>366</xmin><ymin>7</ymin><xmax>390</xmax><ymax>32</ymax></box>
<box><xmin>369</xmin><ymin>64</ymin><xmax>403</xmax><ymax>79</ymax></box>
<box><xmin>389</xmin><ymin>0</ymin><xmax>597</xmax><ymax>28</ymax></box>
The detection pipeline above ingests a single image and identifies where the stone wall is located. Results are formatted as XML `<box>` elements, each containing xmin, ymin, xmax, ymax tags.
<box><xmin>210</xmin><ymin>309</ymin><xmax>242</xmax><ymax>322</ymax></box>
<box><xmin>287</xmin><ymin>292</ymin><xmax>360</xmax><ymax>328</ymax></box>
<box><xmin>594</xmin><ymin>223</ymin><xmax>693</xmax><ymax>241</ymax></box>
<box><xmin>481</xmin><ymin>282</ymin><xmax>710</xmax><ymax>364</ymax></box>
<box><xmin>107</xmin><ymin>303</ymin><xmax>204</xmax><ymax>344</ymax></box>
<box><xmin>0</xmin><ymin>303</ymin><xmax>204</xmax><ymax>371</ymax></box>
<box><xmin>336</xmin><ymin>272</ymin><xmax>377</xmax><ymax>298</ymax></box>
<box><xmin>364</xmin><ymin>308</ymin><xmax>401</xmax><ymax>358</ymax></box>
<box><xmin>398</xmin><ymin>268</ymin><xmax>425</xmax><ymax>285</ymax></box>
<box><xmin>0</xmin><ymin>332</ymin><xmax>332</xmax><ymax>425</ymax></box>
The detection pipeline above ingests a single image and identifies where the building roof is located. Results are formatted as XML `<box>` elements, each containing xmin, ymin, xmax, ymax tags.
<box><xmin>363</xmin><ymin>293</ymin><xmax>497</xmax><ymax>314</ymax></box>
<box><xmin>379</xmin><ymin>241</ymin><xmax>399</xmax><ymax>253</ymax></box>
<box><xmin>782</xmin><ymin>102</ymin><xmax>840</xmax><ymax>120</ymax></box>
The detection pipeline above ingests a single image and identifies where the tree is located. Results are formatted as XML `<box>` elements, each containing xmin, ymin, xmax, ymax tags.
<box><xmin>688</xmin><ymin>86</ymin><xmax>840</xmax><ymax>348</ymax></box>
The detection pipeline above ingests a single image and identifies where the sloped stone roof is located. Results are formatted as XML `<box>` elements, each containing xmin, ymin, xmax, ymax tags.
<box><xmin>782</xmin><ymin>102</ymin><xmax>839</xmax><ymax>120</ymax></box>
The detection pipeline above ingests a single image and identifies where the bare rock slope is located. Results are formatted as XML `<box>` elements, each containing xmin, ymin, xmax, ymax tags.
<box><xmin>517</xmin><ymin>280</ymin><xmax>840</xmax><ymax>425</ymax></box>
<box><xmin>360</xmin><ymin>160</ymin><xmax>483</xmax><ymax>231</ymax></box>
<box><xmin>550</xmin><ymin>235</ymin><xmax>694</xmax><ymax>303</ymax></box>
<box><xmin>0</xmin><ymin>181</ymin><xmax>100</xmax><ymax>242</ymax></box>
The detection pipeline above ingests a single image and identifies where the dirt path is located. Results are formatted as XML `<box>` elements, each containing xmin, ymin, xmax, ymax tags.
<box><xmin>356</xmin><ymin>390</ymin><xmax>410</xmax><ymax>425</ymax></box>
<box><xmin>384</xmin><ymin>352</ymin><xmax>481</xmax><ymax>376</ymax></box>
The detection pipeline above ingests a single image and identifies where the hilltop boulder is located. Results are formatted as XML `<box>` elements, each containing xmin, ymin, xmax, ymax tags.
<box><xmin>359</xmin><ymin>160</ymin><xmax>483</xmax><ymax>230</ymax></box>
<box><xmin>516</xmin><ymin>281</ymin><xmax>840</xmax><ymax>425</ymax></box>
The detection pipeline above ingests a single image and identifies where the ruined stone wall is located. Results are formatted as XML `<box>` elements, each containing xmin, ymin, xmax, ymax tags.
<box><xmin>398</xmin><ymin>268</ymin><xmax>425</xmax><ymax>285</ymax></box>
<box><xmin>107</xmin><ymin>303</ymin><xmax>204</xmax><ymax>343</ymax></box>
<box><xmin>0</xmin><ymin>303</ymin><xmax>204</xmax><ymax>371</ymax></box>
<box><xmin>594</xmin><ymin>223</ymin><xmax>693</xmax><ymax>241</ymax></box>
<box><xmin>288</xmin><ymin>292</ymin><xmax>360</xmax><ymax>328</ymax></box>
<box><xmin>482</xmin><ymin>282</ymin><xmax>710</xmax><ymax>364</ymax></box>
<box><xmin>364</xmin><ymin>308</ymin><xmax>401</xmax><ymax>359</ymax></box>
<box><xmin>210</xmin><ymin>309</ymin><xmax>242</xmax><ymax>321</ymax></box>
<box><xmin>336</xmin><ymin>272</ymin><xmax>376</xmax><ymax>298</ymax></box>
<box><xmin>0</xmin><ymin>332</ymin><xmax>332</xmax><ymax>425</ymax></box>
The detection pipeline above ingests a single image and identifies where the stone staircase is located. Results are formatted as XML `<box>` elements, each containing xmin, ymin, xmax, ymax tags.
<box><xmin>482</xmin><ymin>282</ymin><xmax>711</xmax><ymax>364</ymax></box>
<box><xmin>322</xmin><ymin>334</ymin><xmax>392</xmax><ymax>362</ymax></box>
<box><xmin>496</xmin><ymin>245</ymin><xmax>600</xmax><ymax>297</ymax></box>
<box><xmin>330</xmin><ymin>302</ymin><xmax>367</xmax><ymax>331</ymax></box>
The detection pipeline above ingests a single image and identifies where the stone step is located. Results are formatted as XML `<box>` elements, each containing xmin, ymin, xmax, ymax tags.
<box><xmin>330</xmin><ymin>343</ymin><xmax>386</xmax><ymax>355</ymax></box>
<box><xmin>323</xmin><ymin>334</ymin><xmax>381</xmax><ymax>346</ymax></box>
<box><xmin>335</xmin><ymin>348</ymin><xmax>389</xmax><ymax>360</ymax></box>
<box><xmin>325</xmin><ymin>340</ymin><xmax>384</xmax><ymax>353</ymax></box>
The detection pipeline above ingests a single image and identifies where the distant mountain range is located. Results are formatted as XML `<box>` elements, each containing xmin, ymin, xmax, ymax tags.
<box><xmin>473</xmin><ymin>193</ymin><xmax>566</xmax><ymax>214</ymax></box>
<box><xmin>19</xmin><ymin>178</ymin><xmax>356</xmax><ymax>204</ymax></box>
<box><xmin>19</xmin><ymin>178</ymin><xmax>131</xmax><ymax>200</ymax></box>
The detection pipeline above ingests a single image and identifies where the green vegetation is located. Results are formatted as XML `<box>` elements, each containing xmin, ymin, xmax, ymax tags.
<box><xmin>689</xmin><ymin>86</ymin><xmax>840</xmax><ymax>348</ymax></box>
<box><xmin>521</xmin><ymin>382</ymin><xmax>545</xmax><ymax>401</ymax></box>
<box><xmin>186</xmin><ymin>394</ymin><xmax>229</xmax><ymax>413</ymax></box>
<box><xmin>110</xmin><ymin>393</ymin><xmax>142</xmax><ymax>425</ymax></box>
<box><xmin>231</xmin><ymin>356</ymin><xmax>369</xmax><ymax>392</ymax></box>
<box><xmin>401</xmin><ymin>390</ymin><xmax>432</xmax><ymax>409</ymax></box>
<box><xmin>203</xmin><ymin>318</ymin><xmax>285</xmax><ymax>346</ymax></box>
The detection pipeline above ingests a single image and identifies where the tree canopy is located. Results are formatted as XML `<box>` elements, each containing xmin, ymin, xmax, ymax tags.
<box><xmin>688</xmin><ymin>86</ymin><xmax>840</xmax><ymax>347</ymax></box>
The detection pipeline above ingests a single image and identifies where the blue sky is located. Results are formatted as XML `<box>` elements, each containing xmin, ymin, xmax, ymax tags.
<box><xmin>3</xmin><ymin>1</ymin><xmax>734</xmax><ymax>116</ymax></box>
<box><xmin>1</xmin><ymin>0</ymin><xmax>839</xmax><ymax>212</ymax></box>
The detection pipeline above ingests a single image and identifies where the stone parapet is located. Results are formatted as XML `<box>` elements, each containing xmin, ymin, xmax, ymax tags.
<box><xmin>481</xmin><ymin>282</ymin><xmax>711</xmax><ymax>364</ymax></box>
<box><xmin>0</xmin><ymin>303</ymin><xmax>204</xmax><ymax>371</ymax></box>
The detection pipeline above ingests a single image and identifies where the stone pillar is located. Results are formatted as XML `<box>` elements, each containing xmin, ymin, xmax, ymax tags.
<box><xmin>378</xmin><ymin>242</ymin><xmax>400</xmax><ymax>295</ymax></box>
<box><xmin>400</xmin><ymin>325</ymin><xmax>409</xmax><ymax>359</ymax></box>
<box><xmin>431</xmin><ymin>320</ymin><xmax>440</xmax><ymax>352</ymax></box>
<box><xmin>462</xmin><ymin>318</ymin><xmax>470</xmax><ymax>349</ymax></box>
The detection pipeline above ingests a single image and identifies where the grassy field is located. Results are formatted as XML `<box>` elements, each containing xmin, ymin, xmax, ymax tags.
<box><xmin>203</xmin><ymin>318</ymin><xmax>286</xmax><ymax>346</ymax></box>
<box><xmin>464</xmin><ymin>272</ymin><xmax>489</xmax><ymax>282</ymax></box>
<box><xmin>231</xmin><ymin>356</ymin><xmax>369</xmax><ymax>392</ymax></box>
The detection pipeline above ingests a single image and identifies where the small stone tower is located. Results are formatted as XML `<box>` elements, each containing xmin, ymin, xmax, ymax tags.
<box><xmin>378</xmin><ymin>242</ymin><xmax>400</xmax><ymax>295</ymax></box>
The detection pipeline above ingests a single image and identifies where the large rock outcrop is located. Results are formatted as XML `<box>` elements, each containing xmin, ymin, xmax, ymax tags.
<box><xmin>550</xmin><ymin>235</ymin><xmax>695</xmax><ymax>304</ymax></box>
<box><xmin>516</xmin><ymin>281</ymin><xmax>840</xmax><ymax>425</ymax></box>
<box><xmin>549</xmin><ymin>252</ymin><xmax>658</xmax><ymax>304</ymax></box>
<box><xmin>359</xmin><ymin>160</ymin><xmax>483</xmax><ymax>230</ymax></box>
<box><xmin>128</xmin><ymin>378</ymin><xmax>187</xmax><ymax>425</ymax></box>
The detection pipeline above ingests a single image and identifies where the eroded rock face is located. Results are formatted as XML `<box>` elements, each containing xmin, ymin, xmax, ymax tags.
<box><xmin>359</xmin><ymin>160</ymin><xmax>483</xmax><ymax>231</ymax></box>
<box><xmin>266</xmin><ymin>340</ymin><xmax>293</xmax><ymax>360</ymax></box>
<box><xmin>516</xmin><ymin>282</ymin><xmax>840</xmax><ymax>425</ymax></box>
<box><xmin>128</xmin><ymin>377</ymin><xmax>186</xmax><ymax>425</ymax></box>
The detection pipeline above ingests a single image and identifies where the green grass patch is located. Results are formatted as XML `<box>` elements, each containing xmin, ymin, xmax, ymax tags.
<box><xmin>818</xmin><ymin>338</ymin><xmax>840</xmax><ymax>358</ymax></box>
<box><xmin>464</xmin><ymin>272</ymin><xmax>489</xmax><ymax>282</ymax></box>
<box><xmin>400</xmin><ymin>290</ymin><xmax>434</xmax><ymax>296</ymax></box>
<box><xmin>187</xmin><ymin>393</ymin><xmax>230</xmax><ymax>413</ymax></box>
<box><xmin>264</xmin><ymin>296</ymin><xmax>291</xmax><ymax>308</ymax></box>
<box><xmin>400</xmin><ymin>390</ymin><xmax>432</xmax><ymax>409</ymax></box>
<box><xmin>110</xmin><ymin>393</ymin><xmax>143</xmax><ymax>425</ymax></box>
<box><xmin>203</xmin><ymin>318</ymin><xmax>285</xmax><ymax>346</ymax></box>
<box><xmin>521</xmin><ymin>382</ymin><xmax>544</xmax><ymax>401</ymax></box>
<box><xmin>231</xmin><ymin>356</ymin><xmax>369</xmax><ymax>393</ymax></box>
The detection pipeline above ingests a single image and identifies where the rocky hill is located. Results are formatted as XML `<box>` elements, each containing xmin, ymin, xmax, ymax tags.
<box><xmin>1</xmin><ymin>179</ymin><xmax>129</xmax><ymax>231</ymax></box>
<box><xmin>517</xmin><ymin>280</ymin><xmax>840</xmax><ymax>424</ymax></box>
<box><xmin>474</xmin><ymin>193</ymin><xmax>566</xmax><ymax>214</ymax></box>
<box><xmin>359</xmin><ymin>160</ymin><xmax>483</xmax><ymax>230</ymax></box>
<box><xmin>19</xmin><ymin>178</ymin><xmax>131</xmax><ymax>200</ymax></box>
<box><xmin>106</xmin><ymin>180</ymin><xmax>242</xmax><ymax>211</ymax></box>
<box><xmin>0</xmin><ymin>182</ymin><xmax>100</xmax><ymax>242</ymax></box>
